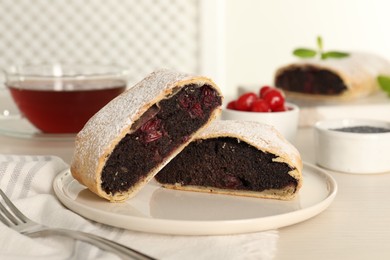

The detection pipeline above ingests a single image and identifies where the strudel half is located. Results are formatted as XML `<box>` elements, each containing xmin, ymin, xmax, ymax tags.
<box><xmin>155</xmin><ymin>120</ymin><xmax>303</xmax><ymax>200</ymax></box>
<box><xmin>71</xmin><ymin>69</ymin><xmax>223</xmax><ymax>202</ymax></box>
<box><xmin>274</xmin><ymin>52</ymin><xmax>390</xmax><ymax>100</ymax></box>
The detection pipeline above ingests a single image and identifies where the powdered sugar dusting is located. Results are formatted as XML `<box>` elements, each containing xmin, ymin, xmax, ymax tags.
<box><xmin>198</xmin><ymin>120</ymin><xmax>301</xmax><ymax>168</ymax></box>
<box><xmin>290</xmin><ymin>52</ymin><xmax>390</xmax><ymax>80</ymax></box>
<box><xmin>71</xmin><ymin>69</ymin><xmax>214</xmax><ymax>184</ymax></box>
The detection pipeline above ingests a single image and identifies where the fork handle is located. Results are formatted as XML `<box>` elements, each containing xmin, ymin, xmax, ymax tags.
<box><xmin>27</xmin><ymin>229</ymin><xmax>156</xmax><ymax>260</ymax></box>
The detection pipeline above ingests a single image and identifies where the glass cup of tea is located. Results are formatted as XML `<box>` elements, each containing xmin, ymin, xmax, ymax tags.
<box><xmin>3</xmin><ymin>64</ymin><xmax>128</xmax><ymax>133</ymax></box>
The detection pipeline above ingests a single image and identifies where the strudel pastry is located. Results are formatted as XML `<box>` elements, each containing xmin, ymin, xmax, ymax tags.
<box><xmin>71</xmin><ymin>69</ymin><xmax>223</xmax><ymax>202</ymax></box>
<box><xmin>274</xmin><ymin>52</ymin><xmax>390</xmax><ymax>100</ymax></box>
<box><xmin>155</xmin><ymin>120</ymin><xmax>303</xmax><ymax>200</ymax></box>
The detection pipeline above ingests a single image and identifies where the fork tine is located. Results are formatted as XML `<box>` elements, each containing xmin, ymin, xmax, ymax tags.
<box><xmin>0</xmin><ymin>189</ymin><xmax>29</xmax><ymax>225</ymax></box>
<box><xmin>0</xmin><ymin>200</ymin><xmax>19</xmax><ymax>225</ymax></box>
<box><xmin>0</xmin><ymin>191</ymin><xmax>156</xmax><ymax>259</ymax></box>
<box><xmin>0</xmin><ymin>207</ymin><xmax>14</xmax><ymax>226</ymax></box>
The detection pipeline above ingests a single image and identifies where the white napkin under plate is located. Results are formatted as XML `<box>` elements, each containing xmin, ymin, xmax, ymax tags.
<box><xmin>0</xmin><ymin>154</ymin><xmax>278</xmax><ymax>260</ymax></box>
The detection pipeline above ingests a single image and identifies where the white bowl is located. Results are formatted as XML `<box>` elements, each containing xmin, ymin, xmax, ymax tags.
<box><xmin>314</xmin><ymin>118</ymin><xmax>390</xmax><ymax>174</ymax></box>
<box><xmin>221</xmin><ymin>103</ymin><xmax>299</xmax><ymax>142</ymax></box>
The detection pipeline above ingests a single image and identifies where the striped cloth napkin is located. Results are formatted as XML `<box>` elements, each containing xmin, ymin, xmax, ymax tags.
<box><xmin>0</xmin><ymin>154</ymin><xmax>278</xmax><ymax>260</ymax></box>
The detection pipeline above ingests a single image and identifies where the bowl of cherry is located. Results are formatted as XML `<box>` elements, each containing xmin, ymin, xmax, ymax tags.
<box><xmin>221</xmin><ymin>86</ymin><xmax>299</xmax><ymax>142</ymax></box>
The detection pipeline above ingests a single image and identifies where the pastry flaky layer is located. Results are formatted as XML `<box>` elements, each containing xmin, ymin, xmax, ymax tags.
<box><xmin>70</xmin><ymin>69</ymin><xmax>223</xmax><ymax>202</ymax></box>
<box><xmin>274</xmin><ymin>52</ymin><xmax>390</xmax><ymax>100</ymax></box>
<box><xmin>156</xmin><ymin>120</ymin><xmax>303</xmax><ymax>201</ymax></box>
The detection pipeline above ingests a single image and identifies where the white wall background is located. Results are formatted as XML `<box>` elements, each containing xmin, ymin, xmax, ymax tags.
<box><xmin>224</xmin><ymin>0</ymin><xmax>390</xmax><ymax>97</ymax></box>
<box><xmin>1</xmin><ymin>0</ymin><xmax>390</xmax><ymax>99</ymax></box>
<box><xmin>0</xmin><ymin>0</ymin><xmax>200</xmax><ymax>86</ymax></box>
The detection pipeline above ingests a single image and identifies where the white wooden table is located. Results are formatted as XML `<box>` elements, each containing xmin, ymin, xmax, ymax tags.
<box><xmin>1</xmin><ymin>124</ymin><xmax>389</xmax><ymax>259</ymax></box>
<box><xmin>275</xmin><ymin>127</ymin><xmax>390</xmax><ymax>260</ymax></box>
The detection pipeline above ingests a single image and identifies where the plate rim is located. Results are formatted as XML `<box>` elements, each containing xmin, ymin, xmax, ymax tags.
<box><xmin>53</xmin><ymin>162</ymin><xmax>337</xmax><ymax>235</ymax></box>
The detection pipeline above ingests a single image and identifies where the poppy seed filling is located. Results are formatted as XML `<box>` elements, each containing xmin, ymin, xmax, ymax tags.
<box><xmin>275</xmin><ymin>66</ymin><xmax>347</xmax><ymax>95</ymax></box>
<box><xmin>155</xmin><ymin>137</ymin><xmax>298</xmax><ymax>192</ymax></box>
<box><xmin>100</xmin><ymin>84</ymin><xmax>222</xmax><ymax>195</ymax></box>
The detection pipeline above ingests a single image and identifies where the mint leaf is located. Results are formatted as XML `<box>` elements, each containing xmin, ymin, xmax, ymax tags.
<box><xmin>322</xmin><ymin>51</ymin><xmax>350</xmax><ymax>59</ymax></box>
<box><xmin>293</xmin><ymin>36</ymin><xmax>349</xmax><ymax>60</ymax></box>
<box><xmin>317</xmin><ymin>36</ymin><xmax>323</xmax><ymax>52</ymax></box>
<box><xmin>377</xmin><ymin>75</ymin><xmax>390</xmax><ymax>95</ymax></box>
<box><xmin>293</xmin><ymin>48</ymin><xmax>317</xmax><ymax>58</ymax></box>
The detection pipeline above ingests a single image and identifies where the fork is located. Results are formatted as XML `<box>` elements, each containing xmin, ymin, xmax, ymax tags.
<box><xmin>0</xmin><ymin>189</ymin><xmax>156</xmax><ymax>260</ymax></box>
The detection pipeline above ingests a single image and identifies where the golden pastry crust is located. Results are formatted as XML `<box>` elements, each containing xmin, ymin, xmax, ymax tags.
<box><xmin>159</xmin><ymin>120</ymin><xmax>303</xmax><ymax>200</ymax></box>
<box><xmin>274</xmin><ymin>52</ymin><xmax>390</xmax><ymax>100</ymax></box>
<box><xmin>70</xmin><ymin>69</ymin><xmax>223</xmax><ymax>202</ymax></box>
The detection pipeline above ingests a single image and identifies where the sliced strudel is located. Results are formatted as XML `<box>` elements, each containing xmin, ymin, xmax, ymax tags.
<box><xmin>274</xmin><ymin>52</ymin><xmax>390</xmax><ymax>100</ymax></box>
<box><xmin>71</xmin><ymin>69</ymin><xmax>223</xmax><ymax>202</ymax></box>
<box><xmin>155</xmin><ymin>120</ymin><xmax>303</xmax><ymax>200</ymax></box>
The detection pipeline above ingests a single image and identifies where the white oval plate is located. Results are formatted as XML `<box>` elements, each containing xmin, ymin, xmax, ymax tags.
<box><xmin>53</xmin><ymin>163</ymin><xmax>337</xmax><ymax>235</ymax></box>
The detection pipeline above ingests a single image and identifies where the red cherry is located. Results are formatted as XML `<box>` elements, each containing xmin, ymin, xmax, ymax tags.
<box><xmin>272</xmin><ymin>104</ymin><xmax>287</xmax><ymax>112</ymax></box>
<box><xmin>140</xmin><ymin>118</ymin><xmax>164</xmax><ymax>143</ymax></box>
<box><xmin>189</xmin><ymin>102</ymin><xmax>203</xmax><ymax>118</ymax></box>
<box><xmin>235</xmin><ymin>92</ymin><xmax>257</xmax><ymax>111</ymax></box>
<box><xmin>259</xmin><ymin>86</ymin><xmax>272</xmax><ymax>98</ymax></box>
<box><xmin>251</xmin><ymin>98</ymin><xmax>271</xmax><ymax>112</ymax></box>
<box><xmin>201</xmin><ymin>86</ymin><xmax>216</xmax><ymax>107</ymax></box>
<box><xmin>263</xmin><ymin>89</ymin><xmax>285</xmax><ymax>110</ymax></box>
<box><xmin>226</xmin><ymin>100</ymin><xmax>237</xmax><ymax>110</ymax></box>
<box><xmin>141</xmin><ymin>118</ymin><xmax>161</xmax><ymax>132</ymax></box>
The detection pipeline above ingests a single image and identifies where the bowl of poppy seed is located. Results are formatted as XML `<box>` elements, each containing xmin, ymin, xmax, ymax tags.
<box><xmin>314</xmin><ymin>118</ymin><xmax>390</xmax><ymax>174</ymax></box>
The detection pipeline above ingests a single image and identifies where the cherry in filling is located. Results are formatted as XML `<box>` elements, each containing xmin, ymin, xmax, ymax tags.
<box><xmin>155</xmin><ymin>137</ymin><xmax>298</xmax><ymax>192</ymax></box>
<box><xmin>100</xmin><ymin>84</ymin><xmax>222</xmax><ymax>195</ymax></box>
<box><xmin>275</xmin><ymin>66</ymin><xmax>347</xmax><ymax>95</ymax></box>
